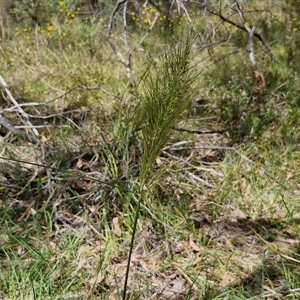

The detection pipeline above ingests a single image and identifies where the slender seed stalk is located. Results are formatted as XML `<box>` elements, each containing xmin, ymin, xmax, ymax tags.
<box><xmin>123</xmin><ymin>30</ymin><xmax>199</xmax><ymax>299</ymax></box>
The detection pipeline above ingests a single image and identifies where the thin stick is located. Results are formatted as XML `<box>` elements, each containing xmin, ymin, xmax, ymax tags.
<box><xmin>0</xmin><ymin>75</ymin><xmax>39</xmax><ymax>137</ymax></box>
<box><xmin>206</xmin><ymin>6</ymin><xmax>273</xmax><ymax>59</ymax></box>
<box><xmin>106</xmin><ymin>0</ymin><xmax>128</xmax><ymax>38</ymax></box>
<box><xmin>174</xmin><ymin>127</ymin><xmax>229</xmax><ymax>134</ymax></box>
<box><xmin>0</xmin><ymin>115</ymin><xmax>38</xmax><ymax>143</ymax></box>
<box><xmin>122</xmin><ymin>190</ymin><xmax>142</xmax><ymax>300</ymax></box>
<box><xmin>129</xmin><ymin>12</ymin><xmax>159</xmax><ymax>56</ymax></box>
<box><xmin>234</xmin><ymin>1</ymin><xmax>256</xmax><ymax>69</ymax></box>
<box><xmin>164</xmin><ymin>144</ymin><xmax>289</xmax><ymax>190</ymax></box>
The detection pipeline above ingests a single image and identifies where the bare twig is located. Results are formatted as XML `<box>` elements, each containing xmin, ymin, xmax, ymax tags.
<box><xmin>0</xmin><ymin>85</ymin><xmax>119</xmax><ymax>116</ymax></box>
<box><xmin>47</xmin><ymin>84</ymin><xmax>121</xmax><ymax>103</ymax></box>
<box><xmin>129</xmin><ymin>12</ymin><xmax>159</xmax><ymax>56</ymax></box>
<box><xmin>106</xmin><ymin>0</ymin><xmax>128</xmax><ymax>38</ymax></box>
<box><xmin>176</xmin><ymin>0</ymin><xmax>193</xmax><ymax>24</ymax></box>
<box><xmin>206</xmin><ymin>5</ymin><xmax>273</xmax><ymax>59</ymax></box>
<box><xmin>234</xmin><ymin>1</ymin><xmax>256</xmax><ymax>69</ymax></box>
<box><xmin>14</xmin><ymin>125</ymin><xmax>70</xmax><ymax>129</ymax></box>
<box><xmin>0</xmin><ymin>115</ymin><xmax>38</xmax><ymax>143</ymax></box>
<box><xmin>103</xmin><ymin>0</ymin><xmax>159</xmax><ymax>88</ymax></box>
<box><xmin>162</xmin><ymin>149</ymin><xmax>224</xmax><ymax>178</ymax></box>
<box><xmin>174</xmin><ymin>127</ymin><xmax>229</xmax><ymax>134</ymax></box>
<box><xmin>164</xmin><ymin>143</ymin><xmax>289</xmax><ymax>190</ymax></box>
<box><xmin>103</xmin><ymin>0</ymin><xmax>135</xmax><ymax>87</ymax></box>
<box><xmin>185</xmin><ymin>171</ymin><xmax>215</xmax><ymax>188</ymax></box>
<box><xmin>0</xmin><ymin>74</ymin><xmax>39</xmax><ymax>142</ymax></box>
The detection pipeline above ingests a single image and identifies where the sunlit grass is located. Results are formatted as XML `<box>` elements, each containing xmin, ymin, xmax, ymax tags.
<box><xmin>1</xmin><ymin>1</ymin><xmax>300</xmax><ymax>299</ymax></box>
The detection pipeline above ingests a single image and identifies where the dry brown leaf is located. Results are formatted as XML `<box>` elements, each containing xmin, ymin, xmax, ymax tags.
<box><xmin>167</xmin><ymin>272</ymin><xmax>178</xmax><ymax>280</ymax></box>
<box><xmin>76</xmin><ymin>158</ymin><xmax>83</xmax><ymax>169</ymax></box>
<box><xmin>189</xmin><ymin>234</ymin><xmax>200</xmax><ymax>252</ymax></box>
<box><xmin>131</xmin><ymin>253</ymin><xmax>142</xmax><ymax>263</ymax></box>
<box><xmin>49</xmin><ymin>241</ymin><xmax>56</xmax><ymax>251</ymax></box>
<box><xmin>112</xmin><ymin>217</ymin><xmax>122</xmax><ymax>237</ymax></box>
<box><xmin>173</xmin><ymin>243</ymin><xmax>184</xmax><ymax>253</ymax></box>
<box><xmin>74</xmin><ymin>257</ymin><xmax>89</xmax><ymax>274</ymax></box>
<box><xmin>161</xmin><ymin>289</ymin><xmax>179</xmax><ymax>298</ymax></box>
<box><xmin>277</xmin><ymin>236</ymin><xmax>299</xmax><ymax>245</ymax></box>
<box><xmin>130</xmin><ymin>254</ymin><xmax>150</xmax><ymax>271</ymax></box>
<box><xmin>219</xmin><ymin>272</ymin><xmax>237</xmax><ymax>286</ymax></box>
<box><xmin>74</xmin><ymin>179</ymin><xmax>91</xmax><ymax>190</ymax></box>
<box><xmin>156</xmin><ymin>157</ymin><xmax>163</xmax><ymax>166</ymax></box>
<box><xmin>41</xmin><ymin>135</ymin><xmax>47</xmax><ymax>142</ymax></box>
<box><xmin>205</xmin><ymin>214</ymin><xmax>213</xmax><ymax>224</ymax></box>
<box><xmin>172</xmin><ymin>279</ymin><xmax>185</xmax><ymax>292</ymax></box>
<box><xmin>18</xmin><ymin>205</ymin><xmax>36</xmax><ymax>221</ymax></box>
<box><xmin>245</xmin><ymin>184</ymin><xmax>254</xmax><ymax>202</ymax></box>
<box><xmin>76</xmin><ymin>243</ymin><xmax>104</xmax><ymax>258</ymax></box>
<box><xmin>225</xmin><ymin>239</ymin><xmax>235</xmax><ymax>250</ymax></box>
<box><xmin>232</xmin><ymin>208</ymin><xmax>249</xmax><ymax>220</ymax></box>
<box><xmin>86</xmin><ymin>204</ymin><xmax>96</xmax><ymax>213</ymax></box>
<box><xmin>89</xmin><ymin>272</ymin><xmax>104</xmax><ymax>284</ymax></box>
<box><xmin>77</xmin><ymin>244</ymin><xmax>93</xmax><ymax>257</ymax></box>
<box><xmin>139</xmin><ymin>260</ymin><xmax>150</xmax><ymax>271</ymax></box>
<box><xmin>282</xmin><ymin>228</ymin><xmax>297</xmax><ymax>237</ymax></box>
<box><xmin>49</xmin><ymin>269</ymin><xmax>61</xmax><ymax>279</ymax></box>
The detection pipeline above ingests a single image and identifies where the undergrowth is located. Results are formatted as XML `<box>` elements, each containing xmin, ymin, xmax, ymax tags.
<box><xmin>1</xmin><ymin>1</ymin><xmax>300</xmax><ymax>299</ymax></box>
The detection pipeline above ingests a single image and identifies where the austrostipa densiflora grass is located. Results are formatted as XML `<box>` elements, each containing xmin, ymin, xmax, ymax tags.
<box><xmin>122</xmin><ymin>29</ymin><xmax>200</xmax><ymax>299</ymax></box>
<box><xmin>139</xmin><ymin>33</ymin><xmax>199</xmax><ymax>184</ymax></box>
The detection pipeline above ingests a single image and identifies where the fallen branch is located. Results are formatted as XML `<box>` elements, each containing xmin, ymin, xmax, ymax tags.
<box><xmin>0</xmin><ymin>115</ymin><xmax>38</xmax><ymax>143</ymax></box>
<box><xmin>174</xmin><ymin>127</ymin><xmax>229</xmax><ymax>134</ymax></box>
<box><xmin>0</xmin><ymin>74</ymin><xmax>39</xmax><ymax>142</ymax></box>
<box><xmin>164</xmin><ymin>142</ymin><xmax>289</xmax><ymax>191</ymax></box>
